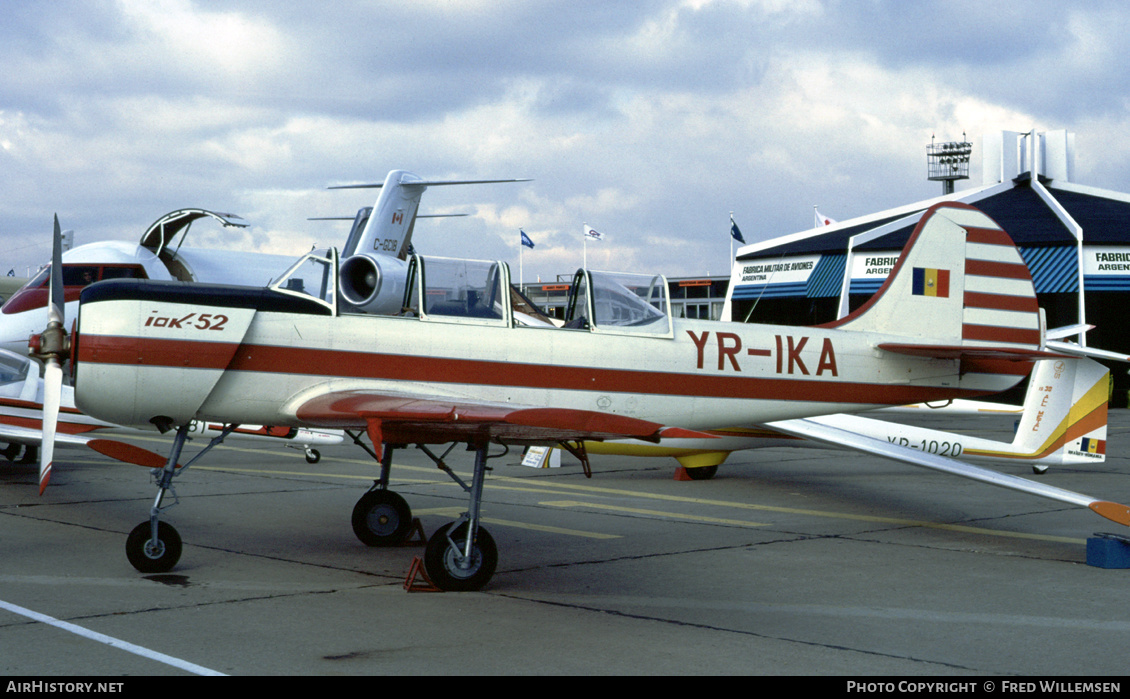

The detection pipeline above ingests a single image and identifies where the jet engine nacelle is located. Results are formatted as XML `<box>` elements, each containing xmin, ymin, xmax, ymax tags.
<box><xmin>339</xmin><ymin>253</ymin><xmax>411</xmax><ymax>315</ymax></box>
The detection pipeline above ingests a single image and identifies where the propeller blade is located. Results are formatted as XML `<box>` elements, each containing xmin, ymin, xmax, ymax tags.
<box><xmin>49</xmin><ymin>215</ymin><xmax>64</xmax><ymax>325</ymax></box>
<box><xmin>38</xmin><ymin>214</ymin><xmax>67</xmax><ymax>495</ymax></box>
<box><xmin>40</xmin><ymin>358</ymin><xmax>62</xmax><ymax>494</ymax></box>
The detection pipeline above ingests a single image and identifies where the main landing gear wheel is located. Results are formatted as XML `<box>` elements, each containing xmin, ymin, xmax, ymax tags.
<box><xmin>351</xmin><ymin>490</ymin><xmax>412</xmax><ymax>546</ymax></box>
<box><xmin>126</xmin><ymin>521</ymin><xmax>182</xmax><ymax>574</ymax></box>
<box><xmin>424</xmin><ymin>522</ymin><xmax>497</xmax><ymax>592</ymax></box>
<box><xmin>684</xmin><ymin>465</ymin><xmax>718</xmax><ymax>480</ymax></box>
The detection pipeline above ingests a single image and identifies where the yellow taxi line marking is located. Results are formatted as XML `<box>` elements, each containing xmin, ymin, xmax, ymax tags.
<box><xmin>411</xmin><ymin>507</ymin><xmax>619</xmax><ymax>539</ymax></box>
<box><xmin>496</xmin><ymin>476</ymin><xmax>1090</xmax><ymax>544</ymax></box>
<box><xmin>193</xmin><ymin>465</ymin><xmax>441</xmax><ymax>483</ymax></box>
<box><xmin>189</xmin><ymin>466</ymin><xmax>1086</xmax><ymax>545</ymax></box>
<box><xmin>542</xmin><ymin>500</ymin><xmax>768</xmax><ymax>528</ymax></box>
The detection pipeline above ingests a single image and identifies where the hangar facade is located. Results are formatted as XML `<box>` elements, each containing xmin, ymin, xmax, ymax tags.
<box><xmin>725</xmin><ymin>130</ymin><xmax>1130</xmax><ymax>404</ymax></box>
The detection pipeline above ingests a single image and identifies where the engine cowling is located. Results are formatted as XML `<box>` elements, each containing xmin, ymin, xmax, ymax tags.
<box><xmin>339</xmin><ymin>254</ymin><xmax>411</xmax><ymax>315</ymax></box>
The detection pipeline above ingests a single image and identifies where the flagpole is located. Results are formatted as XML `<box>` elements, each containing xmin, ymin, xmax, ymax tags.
<box><xmin>729</xmin><ymin>211</ymin><xmax>734</xmax><ymax>267</ymax></box>
<box><xmin>583</xmin><ymin>223</ymin><xmax>588</xmax><ymax>269</ymax></box>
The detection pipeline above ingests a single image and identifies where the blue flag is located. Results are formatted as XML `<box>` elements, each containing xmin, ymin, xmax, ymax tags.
<box><xmin>520</xmin><ymin>230</ymin><xmax>535</xmax><ymax>249</ymax></box>
<box><xmin>730</xmin><ymin>219</ymin><xmax>745</xmax><ymax>244</ymax></box>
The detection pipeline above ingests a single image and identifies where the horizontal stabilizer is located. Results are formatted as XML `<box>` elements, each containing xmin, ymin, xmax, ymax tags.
<box><xmin>878</xmin><ymin>343</ymin><xmax>1068</xmax><ymax>361</ymax></box>
<box><xmin>1045</xmin><ymin>340</ymin><xmax>1130</xmax><ymax>363</ymax></box>
<box><xmin>329</xmin><ymin>178</ymin><xmax>531</xmax><ymax>190</ymax></box>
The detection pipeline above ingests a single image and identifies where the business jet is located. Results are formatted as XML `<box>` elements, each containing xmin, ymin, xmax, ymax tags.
<box><xmin>0</xmin><ymin>209</ymin><xmax>302</xmax><ymax>356</ymax></box>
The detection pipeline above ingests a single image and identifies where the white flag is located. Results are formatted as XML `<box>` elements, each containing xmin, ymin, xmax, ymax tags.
<box><xmin>583</xmin><ymin>224</ymin><xmax>605</xmax><ymax>241</ymax></box>
<box><xmin>814</xmin><ymin>208</ymin><xmax>837</xmax><ymax>228</ymax></box>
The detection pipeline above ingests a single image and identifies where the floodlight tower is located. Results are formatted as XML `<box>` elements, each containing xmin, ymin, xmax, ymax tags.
<box><xmin>927</xmin><ymin>133</ymin><xmax>973</xmax><ymax>195</ymax></box>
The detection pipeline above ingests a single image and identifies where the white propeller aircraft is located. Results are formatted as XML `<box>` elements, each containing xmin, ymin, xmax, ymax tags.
<box><xmin>34</xmin><ymin>201</ymin><xmax>1130</xmax><ymax>591</ymax></box>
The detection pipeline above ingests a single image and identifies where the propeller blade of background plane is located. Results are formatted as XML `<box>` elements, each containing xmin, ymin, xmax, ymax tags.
<box><xmin>40</xmin><ymin>357</ymin><xmax>61</xmax><ymax>494</ymax></box>
<box><xmin>49</xmin><ymin>215</ymin><xmax>64</xmax><ymax>325</ymax></box>
<box><xmin>39</xmin><ymin>215</ymin><xmax>66</xmax><ymax>494</ymax></box>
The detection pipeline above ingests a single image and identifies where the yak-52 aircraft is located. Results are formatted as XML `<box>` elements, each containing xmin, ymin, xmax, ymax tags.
<box><xmin>29</xmin><ymin>198</ymin><xmax>1130</xmax><ymax>591</ymax></box>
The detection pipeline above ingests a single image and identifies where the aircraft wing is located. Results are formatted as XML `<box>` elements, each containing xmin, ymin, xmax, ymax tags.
<box><xmin>0</xmin><ymin>423</ymin><xmax>167</xmax><ymax>468</ymax></box>
<box><xmin>764</xmin><ymin>416</ymin><xmax>1130</xmax><ymax>527</ymax></box>
<box><xmin>293</xmin><ymin>388</ymin><xmax>716</xmax><ymax>445</ymax></box>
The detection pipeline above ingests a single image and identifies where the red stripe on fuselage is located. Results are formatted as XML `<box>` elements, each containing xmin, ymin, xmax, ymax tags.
<box><xmin>75</xmin><ymin>336</ymin><xmax>239</xmax><ymax>370</ymax></box>
<box><xmin>76</xmin><ymin>334</ymin><xmax>1011</xmax><ymax>406</ymax></box>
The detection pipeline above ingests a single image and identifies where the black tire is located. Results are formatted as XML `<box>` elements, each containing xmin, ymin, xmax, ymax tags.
<box><xmin>423</xmin><ymin>522</ymin><xmax>497</xmax><ymax>592</ymax></box>
<box><xmin>305</xmin><ymin>449</ymin><xmax>321</xmax><ymax>464</ymax></box>
<box><xmin>684</xmin><ymin>464</ymin><xmax>718</xmax><ymax>481</ymax></box>
<box><xmin>351</xmin><ymin>490</ymin><xmax>412</xmax><ymax>546</ymax></box>
<box><xmin>126</xmin><ymin>521</ymin><xmax>182</xmax><ymax>574</ymax></box>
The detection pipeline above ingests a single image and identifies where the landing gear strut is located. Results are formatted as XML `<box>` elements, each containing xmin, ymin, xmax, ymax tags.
<box><xmin>351</xmin><ymin>443</ymin><xmax>413</xmax><ymax>546</ymax></box>
<box><xmin>124</xmin><ymin>423</ymin><xmax>237</xmax><ymax>574</ymax></box>
<box><xmin>419</xmin><ymin>441</ymin><xmax>501</xmax><ymax>591</ymax></box>
<box><xmin>356</xmin><ymin>436</ymin><xmax>503</xmax><ymax>591</ymax></box>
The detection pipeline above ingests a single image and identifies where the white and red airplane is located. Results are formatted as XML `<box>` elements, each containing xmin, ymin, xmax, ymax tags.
<box><xmin>34</xmin><ymin>201</ymin><xmax>1130</xmax><ymax>591</ymax></box>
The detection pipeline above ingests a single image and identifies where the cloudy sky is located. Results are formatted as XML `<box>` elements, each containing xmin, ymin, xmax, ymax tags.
<box><xmin>3</xmin><ymin>0</ymin><xmax>1129</xmax><ymax>283</ymax></box>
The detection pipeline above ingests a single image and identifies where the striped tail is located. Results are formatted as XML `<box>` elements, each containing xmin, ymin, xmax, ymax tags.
<box><xmin>828</xmin><ymin>202</ymin><xmax>1048</xmax><ymax>362</ymax></box>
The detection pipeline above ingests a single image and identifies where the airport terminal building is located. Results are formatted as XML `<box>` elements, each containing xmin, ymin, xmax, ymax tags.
<box><xmin>725</xmin><ymin>129</ymin><xmax>1130</xmax><ymax>404</ymax></box>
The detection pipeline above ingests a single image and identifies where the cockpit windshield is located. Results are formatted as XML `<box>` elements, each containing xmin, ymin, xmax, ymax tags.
<box><xmin>566</xmin><ymin>269</ymin><xmax>671</xmax><ymax>336</ymax></box>
<box><xmin>0</xmin><ymin>348</ymin><xmax>38</xmax><ymax>400</ymax></box>
<box><xmin>0</xmin><ymin>349</ymin><xmax>32</xmax><ymax>387</ymax></box>
<box><xmin>269</xmin><ymin>248</ymin><xmax>338</xmax><ymax>311</ymax></box>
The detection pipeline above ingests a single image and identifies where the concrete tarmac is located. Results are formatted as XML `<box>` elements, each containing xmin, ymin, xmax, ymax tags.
<box><xmin>2</xmin><ymin>409</ymin><xmax>1128</xmax><ymax>676</ymax></box>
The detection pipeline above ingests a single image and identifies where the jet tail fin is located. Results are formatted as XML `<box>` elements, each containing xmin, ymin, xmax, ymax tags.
<box><xmin>330</xmin><ymin>170</ymin><xmax>531</xmax><ymax>261</ymax></box>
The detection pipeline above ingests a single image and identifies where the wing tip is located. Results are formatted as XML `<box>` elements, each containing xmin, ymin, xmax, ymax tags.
<box><xmin>1090</xmin><ymin>500</ymin><xmax>1130</xmax><ymax>527</ymax></box>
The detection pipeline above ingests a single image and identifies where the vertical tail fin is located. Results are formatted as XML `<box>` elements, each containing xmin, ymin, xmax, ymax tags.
<box><xmin>334</xmin><ymin>170</ymin><xmax>428</xmax><ymax>261</ymax></box>
<box><xmin>1006</xmin><ymin>357</ymin><xmax>1110</xmax><ymax>468</ymax></box>
<box><xmin>828</xmin><ymin>203</ymin><xmax>1044</xmax><ymax>358</ymax></box>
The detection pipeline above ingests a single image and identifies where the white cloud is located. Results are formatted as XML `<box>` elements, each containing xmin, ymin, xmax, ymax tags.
<box><xmin>3</xmin><ymin>1</ymin><xmax>1130</xmax><ymax>283</ymax></box>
